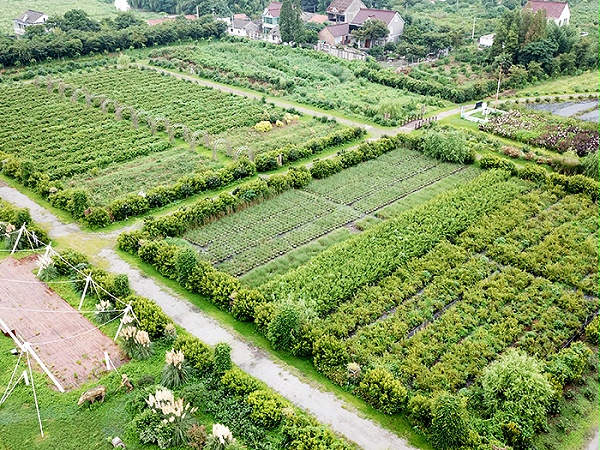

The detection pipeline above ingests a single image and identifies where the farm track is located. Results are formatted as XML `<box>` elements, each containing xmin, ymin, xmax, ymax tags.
<box><xmin>0</xmin><ymin>181</ymin><xmax>414</xmax><ymax>450</ymax></box>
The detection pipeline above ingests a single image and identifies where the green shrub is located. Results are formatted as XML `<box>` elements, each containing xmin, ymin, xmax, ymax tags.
<box><xmin>52</xmin><ymin>248</ymin><xmax>89</xmax><ymax>275</ymax></box>
<box><xmin>84</xmin><ymin>207</ymin><xmax>112</xmax><ymax>229</ymax></box>
<box><xmin>128</xmin><ymin>295</ymin><xmax>171</xmax><ymax>339</ymax></box>
<box><xmin>357</xmin><ymin>368</ymin><xmax>407</xmax><ymax>414</ymax></box>
<box><xmin>312</xmin><ymin>335</ymin><xmax>348</xmax><ymax>382</ymax></box>
<box><xmin>481</xmin><ymin>349</ymin><xmax>555</xmax><ymax>441</ymax></box>
<box><xmin>117</xmin><ymin>230</ymin><xmax>145</xmax><ymax>254</ymax></box>
<box><xmin>173</xmin><ymin>335</ymin><xmax>213</xmax><ymax>373</ymax></box>
<box><xmin>161</xmin><ymin>348</ymin><xmax>192</xmax><ymax>389</ymax></box>
<box><xmin>517</xmin><ymin>165</ymin><xmax>547</xmax><ymax>182</ymax></box>
<box><xmin>231</xmin><ymin>288</ymin><xmax>264</xmax><ymax>321</ymax></box>
<box><xmin>546</xmin><ymin>342</ymin><xmax>593</xmax><ymax>387</ymax></box>
<box><xmin>310</xmin><ymin>158</ymin><xmax>343</xmax><ymax>179</ymax></box>
<box><xmin>429</xmin><ymin>393</ymin><xmax>473</xmax><ymax>450</ymax></box>
<box><xmin>408</xmin><ymin>394</ymin><xmax>433</xmax><ymax>429</ymax></box>
<box><xmin>213</xmin><ymin>342</ymin><xmax>232</xmax><ymax>376</ymax></box>
<box><xmin>66</xmin><ymin>189</ymin><xmax>90</xmax><ymax>219</ymax></box>
<box><xmin>246</xmin><ymin>389</ymin><xmax>284</xmax><ymax>429</ymax></box>
<box><xmin>479</xmin><ymin>155</ymin><xmax>517</xmax><ymax>174</ymax></box>
<box><xmin>421</xmin><ymin>129</ymin><xmax>474</xmax><ymax>164</ymax></box>
<box><xmin>580</xmin><ymin>151</ymin><xmax>599</xmax><ymax>180</ymax></box>
<box><xmin>221</xmin><ymin>367</ymin><xmax>260</xmax><ymax>396</ymax></box>
<box><xmin>585</xmin><ymin>316</ymin><xmax>599</xmax><ymax>344</ymax></box>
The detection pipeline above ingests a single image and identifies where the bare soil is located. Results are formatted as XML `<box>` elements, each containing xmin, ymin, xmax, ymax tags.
<box><xmin>0</xmin><ymin>256</ymin><xmax>126</xmax><ymax>390</ymax></box>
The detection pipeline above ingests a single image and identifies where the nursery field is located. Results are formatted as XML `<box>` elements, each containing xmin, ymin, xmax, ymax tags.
<box><xmin>312</xmin><ymin>190</ymin><xmax>599</xmax><ymax>392</ymax></box>
<box><xmin>147</xmin><ymin>41</ymin><xmax>449</xmax><ymax>125</ymax></box>
<box><xmin>59</xmin><ymin>66</ymin><xmax>352</xmax><ymax>161</ymax></box>
<box><xmin>0</xmin><ymin>83</ymin><xmax>171</xmax><ymax>180</ymax></box>
<box><xmin>184</xmin><ymin>148</ymin><xmax>476</xmax><ymax>276</ymax></box>
<box><xmin>257</xmin><ymin>171</ymin><xmax>599</xmax><ymax>446</ymax></box>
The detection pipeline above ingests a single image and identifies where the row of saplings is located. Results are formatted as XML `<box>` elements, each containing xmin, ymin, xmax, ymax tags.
<box><xmin>50</xmin><ymin>249</ymin><xmax>353</xmax><ymax>450</ymax></box>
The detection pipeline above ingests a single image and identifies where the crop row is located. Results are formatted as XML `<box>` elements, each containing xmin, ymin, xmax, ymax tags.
<box><xmin>217</xmin><ymin>207</ymin><xmax>362</xmax><ymax>276</ymax></box>
<box><xmin>312</xmin><ymin>189</ymin><xmax>558</xmax><ymax>340</ymax></box>
<box><xmin>261</xmin><ymin>171</ymin><xmax>532</xmax><ymax>315</ymax></box>
<box><xmin>0</xmin><ymin>84</ymin><xmax>170</xmax><ymax>179</ymax></box>
<box><xmin>60</xmin><ymin>67</ymin><xmax>278</xmax><ymax>134</ymax></box>
<box><xmin>148</xmin><ymin>41</ymin><xmax>446</xmax><ymax>126</ymax></box>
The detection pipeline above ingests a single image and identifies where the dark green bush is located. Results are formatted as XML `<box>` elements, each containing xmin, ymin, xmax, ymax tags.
<box><xmin>128</xmin><ymin>295</ymin><xmax>171</xmax><ymax>339</ymax></box>
<box><xmin>173</xmin><ymin>335</ymin><xmax>213</xmax><ymax>373</ymax></box>
<box><xmin>357</xmin><ymin>368</ymin><xmax>407</xmax><ymax>414</ymax></box>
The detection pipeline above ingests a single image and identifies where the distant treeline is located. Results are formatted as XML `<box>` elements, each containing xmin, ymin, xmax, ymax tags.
<box><xmin>0</xmin><ymin>12</ymin><xmax>225</xmax><ymax>68</ymax></box>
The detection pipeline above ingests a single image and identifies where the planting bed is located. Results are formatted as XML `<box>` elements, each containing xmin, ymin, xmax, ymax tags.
<box><xmin>185</xmin><ymin>148</ymin><xmax>471</xmax><ymax>275</ymax></box>
<box><xmin>0</xmin><ymin>256</ymin><xmax>126</xmax><ymax>390</ymax></box>
<box><xmin>0</xmin><ymin>83</ymin><xmax>171</xmax><ymax>180</ymax></box>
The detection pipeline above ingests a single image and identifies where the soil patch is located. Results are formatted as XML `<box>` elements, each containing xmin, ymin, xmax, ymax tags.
<box><xmin>0</xmin><ymin>256</ymin><xmax>126</xmax><ymax>391</ymax></box>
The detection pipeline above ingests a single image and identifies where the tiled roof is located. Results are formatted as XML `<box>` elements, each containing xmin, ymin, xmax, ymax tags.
<box><xmin>323</xmin><ymin>22</ymin><xmax>349</xmax><ymax>37</ymax></box>
<box><xmin>327</xmin><ymin>0</ymin><xmax>359</xmax><ymax>14</ymax></box>
<box><xmin>265</xmin><ymin>2</ymin><xmax>283</xmax><ymax>17</ymax></box>
<box><xmin>350</xmin><ymin>8</ymin><xmax>399</xmax><ymax>26</ymax></box>
<box><xmin>523</xmin><ymin>1</ymin><xmax>569</xmax><ymax>19</ymax></box>
<box><xmin>15</xmin><ymin>10</ymin><xmax>45</xmax><ymax>24</ymax></box>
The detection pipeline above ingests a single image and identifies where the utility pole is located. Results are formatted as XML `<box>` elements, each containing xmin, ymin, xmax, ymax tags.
<box><xmin>472</xmin><ymin>17</ymin><xmax>476</xmax><ymax>39</ymax></box>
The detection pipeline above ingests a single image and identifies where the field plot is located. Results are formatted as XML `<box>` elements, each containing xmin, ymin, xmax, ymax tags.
<box><xmin>0</xmin><ymin>257</ymin><xmax>126</xmax><ymax>390</ymax></box>
<box><xmin>185</xmin><ymin>148</ymin><xmax>473</xmax><ymax>276</ymax></box>
<box><xmin>252</xmin><ymin>169</ymin><xmax>598</xmax><ymax>448</ymax></box>
<box><xmin>0</xmin><ymin>83</ymin><xmax>171</xmax><ymax>180</ymax></box>
<box><xmin>60</xmin><ymin>67</ymin><xmax>349</xmax><ymax>157</ymax></box>
<box><xmin>148</xmin><ymin>41</ymin><xmax>449</xmax><ymax>125</ymax></box>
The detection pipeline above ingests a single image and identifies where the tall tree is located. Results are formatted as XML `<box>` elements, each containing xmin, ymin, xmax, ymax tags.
<box><xmin>280</xmin><ymin>0</ymin><xmax>304</xmax><ymax>43</ymax></box>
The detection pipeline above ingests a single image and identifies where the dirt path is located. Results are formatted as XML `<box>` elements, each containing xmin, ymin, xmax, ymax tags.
<box><xmin>0</xmin><ymin>184</ymin><xmax>414</xmax><ymax>450</ymax></box>
<box><xmin>587</xmin><ymin>428</ymin><xmax>599</xmax><ymax>450</ymax></box>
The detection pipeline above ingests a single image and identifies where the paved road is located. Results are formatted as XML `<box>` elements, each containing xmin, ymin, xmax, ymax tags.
<box><xmin>0</xmin><ymin>183</ymin><xmax>414</xmax><ymax>450</ymax></box>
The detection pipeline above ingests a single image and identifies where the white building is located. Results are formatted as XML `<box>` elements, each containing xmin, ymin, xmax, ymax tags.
<box><xmin>14</xmin><ymin>10</ymin><xmax>48</xmax><ymax>36</ymax></box>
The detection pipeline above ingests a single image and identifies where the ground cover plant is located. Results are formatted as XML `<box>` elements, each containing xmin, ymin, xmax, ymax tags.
<box><xmin>480</xmin><ymin>107</ymin><xmax>599</xmax><ymax>156</ymax></box>
<box><xmin>147</xmin><ymin>40</ymin><xmax>449</xmax><ymax>126</ymax></box>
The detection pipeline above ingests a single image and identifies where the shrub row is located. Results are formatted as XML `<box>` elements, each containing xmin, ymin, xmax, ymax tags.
<box><xmin>261</xmin><ymin>170</ymin><xmax>531</xmax><ymax>329</ymax></box>
<box><xmin>254</xmin><ymin>126</ymin><xmax>365</xmax><ymax>172</ymax></box>
<box><xmin>0</xmin><ymin>200</ymin><xmax>48</xmax><ymax>250</ymax></box>
<box><xmin>479</xmin><ymin>155</ymin><xmax>599</xmax><ymax>201</ymax></box>
<box><xmin>354</xmin><ymin>65</ymin><xmax>497</xmax><ymax>104</ymax></box>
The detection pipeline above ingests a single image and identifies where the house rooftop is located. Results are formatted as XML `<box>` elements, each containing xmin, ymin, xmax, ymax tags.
<box><xmin>323</xmin><ymin>22</ymin><xmax>349</xmax><ymax>37</ymax></box>
<box><xmin>523</xmin><ymin>1</ymin><xmax>569</xmax><ymax>19</ymax></box>
<box><xmin>350</xmin><ymin>8</ymin><xmax>399</xmax><ymax>26</ymax></box>
<box><xmin>327</xmin><ymin>0</ymin><xmax>360</xmax><ymax>14</ymax></box>
<box><xmin>233</xmin><ymin>13</ymin><xmax>250</xmax><ymax>19</ymax></box>
<box><xmin>309</xmin><ymin>14</ymin><xmax>329</xmax><ymax>23</ymax></box>
<box><xmin>15</xmin><ymin>10</ymin><xmax>46</xmax><ymax>24</ymax></box>
<box><xmin>264</xmin><ymin>2</ymin><xmax>283</xmax><ymax>17</ymax></box>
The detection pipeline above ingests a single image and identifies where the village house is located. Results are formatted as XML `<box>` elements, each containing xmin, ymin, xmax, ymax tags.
<box><xmin>523</xmin><ymin>0</ymin><xmax>570</xmax><ymax>26</ymax></box>
<box><xmin>326</xmin><ymin>0</ymin><xmax>366</xmax><ymax>24</ymax></box>
<box><xmin>350</xmin><ymin>8</ymin><xmax>404</xmax><ymax>47</ymax></box>
<box><xmin>318</xmin><ymin>23</ymin><xmax>351</xmax><ymax>45</ymax></box>
<box><xmin>13</xmin><ymin>10</ymin><xmax>48</xmax><ymax>36</ymax></box>
<box><xmin>479</xmin><ymin>33</ymin><xmax>495</xmax><ymax>47</ymax></box>
<box><xmin>262</xmin><ymin>1</ymin><xmax>282</xmax><ymax>31</ymax></box>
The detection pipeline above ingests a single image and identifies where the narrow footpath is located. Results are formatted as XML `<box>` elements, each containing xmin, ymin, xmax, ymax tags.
<box><xmin>0</xmin><ymin>183</ymin><xmax>414</xmax><ymax>450</ymax></box>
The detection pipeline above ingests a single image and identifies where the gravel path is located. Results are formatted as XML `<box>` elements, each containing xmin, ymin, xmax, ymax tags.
<box><xmin>587</xmin><ymin>428</ymin><xmax>599</xmax><ymax>450</ymax></box>
<box><xmin>0</xmin><ymin>183</ymin><xmax>414</xmax><ymax>450</ymax></box>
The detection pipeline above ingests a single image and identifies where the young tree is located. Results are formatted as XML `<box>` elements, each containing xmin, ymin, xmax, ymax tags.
<box><xmin>351</xmin><ymin>19</ymin><xmax>389</xmax><ymax>48</ymax></box>
<box><xmin>280</xmin><ymin>0</ymin><xmax>304</xmax><ymax>43</ymax></box>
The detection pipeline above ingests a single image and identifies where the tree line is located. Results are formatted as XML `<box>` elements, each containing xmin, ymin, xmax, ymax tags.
<box><xmin>0</xmin><ymin>11</ymin><xmax>226</xmax><ymax>68</ymax></box>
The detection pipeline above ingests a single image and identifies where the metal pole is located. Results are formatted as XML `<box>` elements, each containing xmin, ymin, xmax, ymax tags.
<box><xmin>26</xmin><ymin>350</ymin><xmax>44</xmax><ymax>438</ymax></box>
<box><xmin>23</xmin><ymin>342</ymin><xmax>65</xmax><ymax>393</ymax></box>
